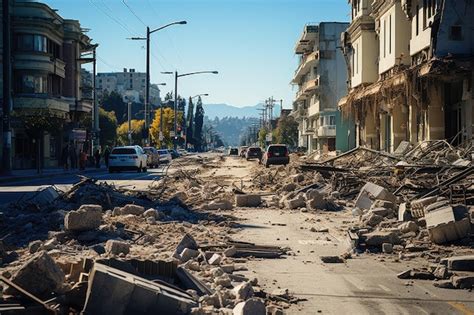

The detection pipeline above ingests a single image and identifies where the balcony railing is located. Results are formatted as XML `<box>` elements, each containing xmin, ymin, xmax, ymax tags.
<box><xmin>293</xmin><ymin>51</ymin><xmax>320</xmax><ymax>82</ymax></box>
<box><xmin>317</xmin><ymin>125</ymin><xmax>336</xmax><ymax>137</ymax></box>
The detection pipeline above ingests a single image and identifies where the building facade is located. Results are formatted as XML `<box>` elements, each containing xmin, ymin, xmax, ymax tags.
<box><xmin>291</xmin><ymin>22</ymin><xmax>354</xmax><ymax>154</ymax></box>
<box><xmin>96</xmin><ymin>68</ymin><xmax>161</xmax><ymax>106</ymax></box>
<box><xmin>1</xmin><ymin>0</ymin><xmax>95</xmax><ymax>169</ymax></box>
<box><xmin>340</xmin><ymin>0</ymin><xmax>474</xmax><ymax>152</ymax></box>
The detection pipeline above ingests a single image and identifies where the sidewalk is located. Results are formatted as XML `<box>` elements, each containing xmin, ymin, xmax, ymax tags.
<box><xmin>0</xmin><ymin>166</ymin><xmax>106</xmax><ymax>185</ymax></box>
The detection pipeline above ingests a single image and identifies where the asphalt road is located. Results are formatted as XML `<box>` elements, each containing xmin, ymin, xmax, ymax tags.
<box><xmin>0</xmin><ymin>165</ymin><xmax>169</xmax><ymax>206</ymax></box>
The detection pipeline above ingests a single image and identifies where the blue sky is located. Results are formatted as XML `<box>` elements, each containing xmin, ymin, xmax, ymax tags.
<box><xmin>43</xmin><ymin>0</ymin><xmax>349</xmax><ymax>108</ymax></box>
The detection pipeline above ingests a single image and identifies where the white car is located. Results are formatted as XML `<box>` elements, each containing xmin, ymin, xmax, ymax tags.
<box><xmin>157</xmin><ymin>149</ymin><xmax>172</xmax><ymax>164</ymax></box>
<box><xmin>108</xmin><ymin>146</ymin><xmax>148</xmax><ymax>173</ymax></box>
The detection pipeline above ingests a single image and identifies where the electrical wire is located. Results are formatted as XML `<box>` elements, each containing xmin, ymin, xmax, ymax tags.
<box><xmin>122</xmin><ymin>0</ymin><xmax>148</xmax><ymax>28</ymax></box>
<box><xmin>88</xmin><ymin>0</ymin><xmax>137</xmax><ymax>36</ymax></box>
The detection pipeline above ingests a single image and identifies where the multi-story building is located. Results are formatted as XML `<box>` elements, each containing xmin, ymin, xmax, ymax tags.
<box><xmin>0</xmin><ymin>0</ymin><xmax>95</xmax><ymax>169</ymax></box>
<box><xmin>340</xmin><ymin>0</ymin><xmax>474</xmax><ymax>152</ymax></box>
<box><xmin>291</xmin><ymin>22</ymin><xmax>354</xmax><ymax>153</ymax></box>
<box><xmin>96</xmin><ymin>68</ymin><xmax>161</xmax><ymax>105</ymax></box>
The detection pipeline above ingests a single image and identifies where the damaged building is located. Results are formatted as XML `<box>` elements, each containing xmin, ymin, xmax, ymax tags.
<box><xmin>339</xmin><ymin>0</ymin><xmax>474</xmax><ymax>152</ymax></box>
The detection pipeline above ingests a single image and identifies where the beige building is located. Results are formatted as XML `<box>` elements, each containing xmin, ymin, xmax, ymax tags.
<box><xmin>340</xmin><ymin>0</ymin><xmax>474</xmax><ymax>152</ymax></box>
<box><xmin>1</xmin><ymin>0</ymin><xmax>95</xmax><ymax>169</ymax></box>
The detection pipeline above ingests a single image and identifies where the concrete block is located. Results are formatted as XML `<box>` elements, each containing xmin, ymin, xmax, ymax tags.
<box><xmin>233</xmin><ymin>298</ymin><xmax>265</xmax><ymax>315</ymax></box>
<box><xmin>119</xmin><ymin>204</ymin><xmax>145</xmax><ymax>216</ymax></box>
<box><xmin>64</xmin><ymin>204</ymin><xmax>102</xmax><ymax>232</ymax></box>
<box><xmin>232</xmin><ymin>282</ymin><xmax>254</xmax><ymax>300</ymax></box>
<box><xmin>173</xmin><ymin>234</ymin><xmax>198</xmax><ymax>259</ymax></box>
<box><xmin>398</xmin><ymin>221</ymin><xmax>419</xmax><ymax>233</ymax></box>
<box><xmin>235</xmin><ymin>194</ymin><xmax>262</xmax><ymax>207</ymax></box>
<box><xmin>382</xmin><ymin>243</ymin><xmax>393</xmax><ymax>254</ymax></box>
<box><xmin>425</xmin><ymin>206</ymin><xmax>470</xmax><ymax>244</ymax></box>
<box><xmin>442</xmin><ymin>255</ymin><xmax>474</xmax><ymax>272</ymax></box>
<box><xmin>82</xmin><ymin>263</ymin><xmax>197</xmax><ymax>314</ymax></box>
<box><xmin>209</xmin><ymin>253</ymin><xmax>222</xmax><ymax>265</ymax></box>
<box><xmin>206</xmin><ymin>199</ymin><xmax>233</xmax><ymax>210</ymax></box>
<box><xmin>370</xmin><ymin>207</ymin><xmax>391</xmax><ymax>217</ymax></box>
<box><xmin>180</xmin><ymin>248</ymin><xmax>199</xmax><ymax>263</ymax></box>
<box><xmin>285</xmin><ymin>195</ymin><xmax>305</xmax><ymax>209</ymax></box>
<box><xmin>105</xmin><ymin>240</ymin><xmax>130</xmax><ymax>255</ymax></box>
<box><xmin>362</xmin><ymin>213</ymin><xmax>383</xmax><ymax>227</ymax></box>
<box><xmin>281</xmin><ymin>183</ymin><xmax>297</xmax><ymax>192</ymax></box>
<box><xmin>355</xmin><ymin>183</ymin><xmax>396</xmax><ymax>210</ymax></box>
<box><xmin>4</xmin><ymin>251</ymin><xmax>65</xmax><ymax>298</ymax></box>
<box><xmin>364</xmin><ymin>231</ymin><xmax>399</xmax><ymax>246</ymax></box>
<box><xmin>143</xmin><ymin>208</ymin><xmax>158</xmax><ymax>218</ymax></box>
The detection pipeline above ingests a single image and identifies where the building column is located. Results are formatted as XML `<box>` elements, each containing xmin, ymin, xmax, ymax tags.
<box><xmin>364</xmin><ymin>112</ymin><xmax>377</xmax><ymax>149</ymax></box>
<box><xmin>427</xmin><ymin>84</ymin><xmax>445</xmax><ymax>140</ymax></box>
<box><xmin>391</xmin><ymin>103</ymin><xmax>409</xmax><ymax>151</ymax></box>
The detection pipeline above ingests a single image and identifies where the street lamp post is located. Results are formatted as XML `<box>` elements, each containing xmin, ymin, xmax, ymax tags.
<box><xmin>128</xmin><ymin>20</ymin><xmax>186</xmax><ymax>145</ymax></box>
<box><xmin>162</xmin><ymin>71</ymin><xmax>218</xmax><ymax>150</ymax></box>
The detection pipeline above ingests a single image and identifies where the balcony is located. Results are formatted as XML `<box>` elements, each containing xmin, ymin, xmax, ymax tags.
<box><xmin>303</xmin><ymin>76</ymin><xmax>320</xmax><ymax>94</ymax></box>
<box><xmin>317</xmin><ymin>125</ymin><xmax>336</xmax><ymax>138</ymax></box>
<box><xmin>295</xmin><ymin>25</ymin><xmax>319</xmax><ymax>54</ymax></box>
<box><xmin>13</xmin><ymin>53</ymin><xmax>66</xmax><ymax>79</ymax></box>
<box><xmin>14</xmin><ymin>95</ymin><xmax>69</xmax><ymax>117</ymax></box>
<box><xmin>71</xmin><ymin>98</ymin><xmax>93</xmax><ymax>113</ymax></box>
<box><xmin>293</xmin><ymin>51</ymin><xmax>320</xmax><ymax>83</ymax></box>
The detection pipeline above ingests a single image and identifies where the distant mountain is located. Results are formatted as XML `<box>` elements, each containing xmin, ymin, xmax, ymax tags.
<box><xmin>203</xmin><ymin>103</ymin><xmax>261</xmax><ymax>119</ymax></box>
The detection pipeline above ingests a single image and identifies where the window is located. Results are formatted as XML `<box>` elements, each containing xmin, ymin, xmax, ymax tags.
<box><xmin>329</xmin><ymin>115</ymin><xmax>336</xmax><ymax>126</ymax></box>
<box><xmin>356</xmin><ymin>43</ymin><xmax>359</xmax><ymax>74</ymax></box>
<box><xmin>416</xmin><ymin>5</ymin><xmax>420</xmax><ymax>35</ymax></box>
<box><xmin>15</xmin><ymin>73</ymin><xmax>48</xmax><ymax>94</ymax></box>
<box><xmin>130</xmin><ymin>79</ymin><xmax>133</xmax><ymax>87</ymax></box>
<box><xmin>450</xmin><ymin>26</ymin><xmax>462</xmax><ymax>41</ymax></box>
<box><xmin>383</xmin><ymin>18</ymin><xmax>386</xmax><ymax>58</ymax></box>
<box><xmin>16</xmin><ymin>34</ymin><xmax>47</xmax><ymax>53</ymax></box>
<box><xmin>389</xmin><ymin>14</ymin><xmax>392</xmax><ymax>54</ymax></box>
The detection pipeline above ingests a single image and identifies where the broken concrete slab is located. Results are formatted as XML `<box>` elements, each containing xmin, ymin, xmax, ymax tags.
<box><xmin>105</xmin><ymin>240</ymin><xmax>130</xmax><ymax>256</ymax></box>
<box><xmin>281</xmin><ymin>183</ymin><xmax>297</xmax><ymax>192</ymax></box>
<box><xmin>82</xmin><ymin>263</ymin><xmax>197</xmax><ymax>314</ymax></box>
<box><xmin>113</xmin><ymin>204</ymin><xmax>145</xmax><ymax>216</ymax></box>
<box><xmin>362</xmin><ymin>212</ymin><xmax>383</xmax><ymax>227</ymax></box>
<box><xmin>232</xmin><ymin>282</ymin><xmax>254</xmax><ymax>300</ymax></box>
<box><xmin>425</xmin><ymin>206</ymin><xmax>470</xmax><ymax>244</ymax></box>
<box><xmin>441</xmin><ymin>255</ymin><xmax>474</xmax><ymax>272</ymax></box>
<box><xmin>180</xmin><ymin>248</ymin><xmax>199</xmax><ymax>263</ymax></box>
<box><xmin>364</xmin><ymin>231</ymin><xmax>400</xmax><ymax>246</ymax></box>
<box><xmin>233</xmin><ymin>298</ymin><xmax>265</xmax><ymax>315</ymax></box>
<box><xmin>355</xmin><ymin>183</ymin><xmax>396</xmax><ymax>210</ymax></box>
<box><xmin>398</xmin><ymin>221</ymin><xmax>419</xmax><ymax>233</ymax></box>
<box><xmin>320</xmin><ymin>256</ymin><xmax>344</xmax><ymax>263</ymax></box>
<box><xmin>173</xmin><ymin>234</ymin><xmax>199</xmax><ymax>259</ymax></box>
<box><xmin>209</xmin><ymin>253</ymin><xmax>222</xmax><ymax>266</ymax></box>
<box><xmin>205</xmin><ymin>199</ymin><xmax>233</xmax><ymax>210</ymax></box>
<box><xmin>451</xmin><ymin>275</ymin><xmax>474</xmax><ymax>289</ymax></box>
<box><xmin>64</xmin><ymin>204</ymin><xmax>102</xmax><ymax>232</ymax></box>
<box><xmin>285</xmin><ymin>195</ymin><xmax>305</xmax><ymax>209</ymax></box>
<box><xmin>4</xmin><ymin>251</ymin><xmax>65</xmax><ymax>298</ymax></box>
<box><xmin>235</xmin><ymin>194</ymin><xmax>262</xmax><ymax>207</ymax></box>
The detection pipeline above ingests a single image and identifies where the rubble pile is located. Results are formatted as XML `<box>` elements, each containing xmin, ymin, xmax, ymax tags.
<box><xmin>0</xmin><ymin>156</ymin><xmax>294</xmax><ymax>314</ymax></box>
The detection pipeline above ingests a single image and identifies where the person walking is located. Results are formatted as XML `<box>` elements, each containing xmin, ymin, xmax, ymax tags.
<box><xmin>69</xmin><ymin>143</ymin><xmax>76</xmax><ymax>169</ymax></box>
<box><xmin>94</xmin><ymin>147</ymin><xmax>101</xmax><ymax>168</ymax></box>
<box><xmin>79</xmin><ymin>150</ymin><xmax>88</xmax><ymax>171</ymax></box>
<box><xmin>104</xmin><ymin>146</ymin><xmax>111</xmax><ymax>168</ymax></box>
<box><xmin>61</xmin><ymin>144</ymin><xmax>69</xmax><ymax>170</ymax></box>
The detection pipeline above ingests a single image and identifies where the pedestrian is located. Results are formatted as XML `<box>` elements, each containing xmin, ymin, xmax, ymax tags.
<box><xmin>79</xmin><ymin>150</ymin><xmax>87</xmax><ymax>170</ymax></box>
<box><xmin>104</xmin><ymin>146</ymin><xmax>111</xmax><ymax>168</ymax></box>
<box><xmin>94</xmin><ymin>147</ymin><xmax>101</xmax><ymax>168</ymax></box>
<box><xmin>61</xmin><ymin>144</ymin><xmax>69</xmax><ymax>170</ymax></box>
<box><xmin>69</xmin><ymin>143</ymin><xmax>76</xmax><ymax>169</ymax></box>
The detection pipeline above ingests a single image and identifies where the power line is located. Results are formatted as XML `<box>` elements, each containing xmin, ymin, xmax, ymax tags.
<box><xmin>88</xmin><ymin>0</ymin><xmax>137</xmax><ymax>36</ymax></box>
<box><xmin>122</xmin><ymin>0</ymin><xmax>147</xmax><ymax>28</ymax></box>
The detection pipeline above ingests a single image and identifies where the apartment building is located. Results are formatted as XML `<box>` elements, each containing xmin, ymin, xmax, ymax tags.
<box><xmin>340</xmin><ymin>0</ymin><xmax>474</xmax><ymax>152</ymax></box>
<box><xmin>291</xmin><ymin>22</ymin><xmax>354</xmax><ymax>154</ymax></box>
<box><xmin>0</xmin><ymin>0</ymin><xmax>95</xmax><ymax>169</ymax></box>
<box><xmin>97</xmin><ymin>68</ymin><xmax>161</xmax><ymax>106</ymax></box>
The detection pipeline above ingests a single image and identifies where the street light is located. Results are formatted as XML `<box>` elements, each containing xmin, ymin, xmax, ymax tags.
<box><xmin>161</xmin><ymin>70</ymin><xmax>218</xmax><ymax>150</ymax></box>
<box><xmin>191</xmin><ymin>93</ymin><xmax>209</xmax><ymax>100</ymax></box>
<box><xmin>127</xmin><ymin>20</ymin><xmax>186</xmax><ymax>145</ymax></box>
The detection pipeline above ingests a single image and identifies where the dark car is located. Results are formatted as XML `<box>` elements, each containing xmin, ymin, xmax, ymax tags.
<box><xmin>228</xmin><ymin>148</ymin><xmax>238</xmax><ymax>156</ymax></box>
<box><xmin>261</xmin><ymin>144</ymin><xmax>289</xmax><ymax>167</ymax></box>
<box><xmin>245</xmin><ymin>147</ymin><xmax>262</xmax><ymax>161</ymax></box>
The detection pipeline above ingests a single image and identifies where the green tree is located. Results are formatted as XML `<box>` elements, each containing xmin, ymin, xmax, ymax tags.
<box><xmin>99</xmin><ymin>108</ymin><xmax>118</xmax><ymax>146</ymax></box>
<box><xmin>186</xmin><ymin>97</ymin><xmax>194</xmax><ymax>146</ymax></box>
<box><xmin>274</xmin><ymin>115</ymin><xmax>298</xmax><ymax>147</ymax></box>
<box><xmin>193</xmin><ymin>96</ymin><xmax>205</xmax><ymax>151</ymax></box>
<box><xmin>100</xmin><ymin>91</ymin><xmax>127</xmax><ymax>124</ymax></box>
<box><xmin>258</xmin><ymin>127</ymin><xmax>268</xmax><ymax>147</ymax></box>
<box><xmin>117</xmin><ymin>119</ymin><xmax>145</xmax><ymax>145</ymax></box>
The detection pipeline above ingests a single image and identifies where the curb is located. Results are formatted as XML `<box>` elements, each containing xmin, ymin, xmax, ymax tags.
<box><xmin>0</xmin><ymin>168</ymin><xmax>106</xmax><ymax>185</ymax></box>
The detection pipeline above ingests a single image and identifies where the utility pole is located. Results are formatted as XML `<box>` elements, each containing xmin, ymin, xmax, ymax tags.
<box><xmin>128</xmin><ymin>100</ymin><xmax>132</xmax><ymax>145</ymax></box>
<box><xmin>174</xmin><ymin>71</ymin><xmax>178</xmax><ymax>149</ymax></box>
<box><xmin>92</xmin><ymin>47</ymin><xmax>99</xmax><ymax>151</ymax></box>
<box><xmin>2</xmin><ymin>0</ymin><xmax>12</xmax><ymax>174</ymax></box>
<box><xmin>145</xmin><ymin>27</ymin><xmax>150</xmax><ymax>145</ymax></box>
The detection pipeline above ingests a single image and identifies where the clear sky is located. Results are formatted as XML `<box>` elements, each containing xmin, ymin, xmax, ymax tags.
<box><xmin>42</xmin><ymin>0</ymin><xmax>349</xmax><ymax>108</ymax></box>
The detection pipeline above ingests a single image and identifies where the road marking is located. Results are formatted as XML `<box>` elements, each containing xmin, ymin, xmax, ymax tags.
<box><xmin>448</xmin><ymin>302</ymin><xmax>474</xmax><ymax>315</ymax></box>
<box><xmin>343</xmin><ymin>275</ymin><xmax>366</xmax><ymax>292</ymax></box>
<box><xmin>414</xmin><ymin>305</ymin><xmax>430</xmax><ymax>315</ymax></box>
<box><xmin>378</xmin><ymin>284</ymin><xmax>391</xmax><ymax>292</ymax></box>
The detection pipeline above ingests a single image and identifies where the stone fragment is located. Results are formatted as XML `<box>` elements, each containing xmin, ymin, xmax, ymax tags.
<box><xmin>180</xmin><ymin>248</ymin><xmax>199</xmax><ymax>263</ymax></box>
<box><xmin>362</xmin><ymin>213</ymin><xmax>383</xmax><ymax>227</ymax></box>
<box><xmin>143</xmin><ymin>208</ymin><xmax>158</xmax><ymax>218</ymax></box>
<box><xmin>118</xmin><ymin>204</ymin><xmax>145</xmax><ymax>216</ymax></box>
<box><xmin>206</xmin><ymin>199</ymin><xmax>233</xmax><ymax>210</ymax></box>
<box><xmin>209</xmin><ymin>253</ymin><xmax>222</xmax><ymax>265</ymax></box>
<box><xmin>233</xmin><ymin>298</ymin><xmax>265</xmax><ymax>315</ymax></box>
<box><xmin>146</xmin><ymin>216</ymin><xmax>156</xmax><ymax>225</ymax></box>
<box><xmin>64</xmin><ymin>204</ymin><xmax>102</xmax><ymax>232</ymax></box>
<box><xmin>398</xmin><ymin>221</ymin><xmax>419</xmax><ymax>233</ymax></box>
<box><xmin>173</xmin><ymin>234</ymin><xmax>198</xmax><ymax>259</ymax></box>
<box><xmin>224</xmin><ymin>247</ymin><xmax>237</xmax><ymax>257</ymax></box>
<box><xmin>105</xmin><ymin>240</ymin><xmax>130</xmax><ymax>255</ymax></box>
<box><xmin>235</xmin><ymin>194</ymin><xmax>262</xmax><ymax>207</ymax></box>
<box><xmin>232</xmin><ymin>282</ymin><xmax>254</xmax><ymax>300</ymax></box>
<box><xmin>355</xmin><ymin>183</ymin><xmax>396</xmax><ymax>210</ymax></box>
<box><xmin>4</xmin><ymin>251</ymin><xmax>65</xmax><ymax>298</ymax></box>
<box><xmin>306</xmin><ymin>190</ymin><xmax>325</xmax><ymax>210</ymax></box>
<box><xmin>285</xmin><ymin>195</ymin><xmax>305</xmax><ymax>209</ymax></box>
<box><xmin>425</xmin><ymin>205</ymin><xmax>470</xmax><ymax>244</ymax></box>
<box><xmin>364</xmin><ymin>231</ymin><xmax>399</xmax><ymax>246</ymax></box>
<box><xmin>281</xmin><ymin>183</ymin><xmax>297</xmax><ymax>192</ymax></box>
<box><xmin>292</xmin><ymin>174</ymin><xmax>304</xmax><ymax>183</ymax></box>
<box><xmin>382</xmin><ymin>243</ymin><xmax>393</xmax><ymax>254</ymax></box>
<box><xmin>369</xmin><ymin>207</ymin><xmax>391</xmax><ymax>217</ymax></box>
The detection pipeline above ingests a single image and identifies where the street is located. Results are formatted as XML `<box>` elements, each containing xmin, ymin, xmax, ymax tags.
<box><xmin>0</xmin><ymin>165</ymin><xmax>169</xmax><ymax>206</ymax></box>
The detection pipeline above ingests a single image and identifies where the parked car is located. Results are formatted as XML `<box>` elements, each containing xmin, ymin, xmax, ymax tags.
<box><xmin>108</xmin><ymin>145</ymin><xmax>148</xmax><ymax>173</ymax></box>
<box><xmin>245</xmin><ymin>146</ymin><xmax>262</xmax><ymax>161</ymax></box>
<box><xmin>228</xmin><ymin>147</ymin><xmax>238</xmax><ymax>156</ymax></box>
<box><xmin>261</xmin><ymin>144</ymin><xmax>289</xmax><ymax>168</ymax></box>
<box><xmin>157</xmin><ymin>149</ymin><xmax>172</xmax><ymax>164</ymax></box>
<box><xmin>143</xmin><ymin>147</ymin><xmax>160</xmax><ymax>168</ymax></box>
<box><xmin>169</xmin><ymin>149</ymin><xmax>180</xmax><ymax>159</ymax></box>
<box><xmin>239</xmin><ymin>146</ymin><xmax>249</xmax><ymax>158</ymax></box>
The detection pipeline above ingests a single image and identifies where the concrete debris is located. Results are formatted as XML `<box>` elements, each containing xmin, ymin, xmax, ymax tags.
<box><xmin>233</xmin><ymin>298</ymin><xmax>266</xmax><ymax>315</ymax></box>
<box><xmin>235</xmin><ymin>194</ymin><xmax>262</xmax><ymax>207</ymax></box>
<box><xmin>65</xmin><ymin>204</ymin><xmax>103</xmax><ymax>232</ymax></box>
<box><xmin>205</xmin><ymin>199</ymin><xmax>234</xmax><ymax>210</ymax></box>
<box><xmin>105</xmin><ymin>240</ymin><xmax>130</xmax><ymax>256</ymax></box>
<box><xmin>320</xmin><ymin>255</ymin><xmax>344</xmax><ymax>263</ymax></box>
<box><xmin>284</xmin><ymin>194</ymin><xmax>306</xmax><ymax>209</ymax></box>
<box><xmin>425</xmin><ymin>205</ymin><xmax>470</xmax><ymax>244</ymax></box>
<box><xmin>209</xmin><ymin>253</ymin><xmax>223</xmax><ymax>266</ymax></box>
<box><xmin>232</xmin><ymin>282</ymin><xmax>254</xmax><ymax>300</ymax></box>
<box><xmin>4</xmin><ymin>251</ymin><xmax>65</xmax><ymax>298</ymax></box>
<box><xmin>113</xmin><ymin>204</ymin><xmax>145</xmax><ymax>216</ymax></box>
